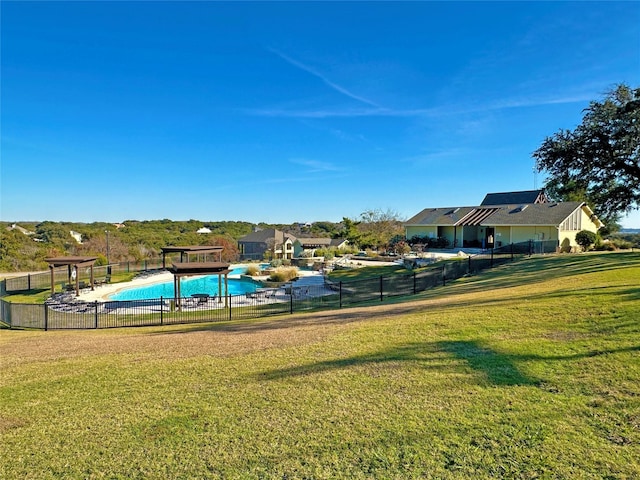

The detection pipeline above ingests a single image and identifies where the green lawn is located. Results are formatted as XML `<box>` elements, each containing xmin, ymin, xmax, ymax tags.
<box><xmin>329</xmin><ymin>263</ymin><xmax>412</xmax><ymax>281</ymax></box>
<box><xmin>1</xmin><ymin>252</ymin><xmax>639</xmax><ymax>478</ymax></box>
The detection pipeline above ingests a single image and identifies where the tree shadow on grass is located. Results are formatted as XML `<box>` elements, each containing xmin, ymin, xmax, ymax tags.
<box><xmin>256</xmin><ymin>340</ymin><xmax>540</xmax><ymax>386</ymax></box>
<box><xmin>255</xmin><ymin>339</ymin><xmax>640</xmax><ymax>386</ymax></box>
<box><xmin>435</xmin><ymin>340</ymin><xmax>538</xmax><ymax>386</ymax></box>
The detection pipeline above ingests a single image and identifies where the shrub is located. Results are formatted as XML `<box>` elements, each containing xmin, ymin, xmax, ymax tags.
<box><xmin>576</xmin><ymin>230</ymin><xmax>597</xmax><ymax>251</ymax></box>
<box><xmin>607</xmin><ymin>233</ymin><xmax>639</xmax><ymax>249</ymax></box>
<box><xmin>268</xmin><ymin>266</ymin><xmax>299</xmax><ymax>282</ymax></box>
<box><xmin>315</xmin><ymin>248</ymin><xmax>335</xmax><ymax>260</ymax></box>
<box><xmin>245</xmin><ymin>264</ymin><xmax>261</xmax><ymax>276</ymax></box>
<box><xmin>610</xmin><ymin>239</ymin><xmax>634</xmax><ymax>249</ymax></box>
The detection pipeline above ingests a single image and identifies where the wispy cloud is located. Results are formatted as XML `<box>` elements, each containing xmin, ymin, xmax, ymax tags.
<box><xmin>246</xmin><ymin>105</ymin><xmax>442</xmax><ymax>118</ymax></box>
<box><xmin>211</xmin><ymin>171</ymin><xmax>351</xmax><ymax>192</ymax></box>
<box><xmin>401</xmin><ymin>146</ymin><xmax>515</xmax><ymax>169</ymax></box>
<box><xmin>268</xmin><ymin>48</ymin><xmax>381</xmax><ymax>108</ymax></box>
<box><xmin>289</xmin><ymin>158</ymin><xmax>342</xmax><ymax>173</ymax></box>
<box><xmin>246</xmin><ymin>92</ymin><xmax>590</xmax><ymax>119</ymax></box>
<box><xmin>206</xmin><ymin>159</ymin><xmax>346</xmax><ymax>192</ymax></box>
<box><xmin>247</xmin><ymin>106</ymin><xmax>386</xmax><ymax>118</ymax></box>
<box><xmin>488</xmin><ymin>92</ymin><xmax>594</xmax><ymax>110</ymax></box>
<box><xmin>402</xmin><ymin>148</ymin><xmax>471</xmax><ymax>167</ymax></box>
<box><xmin>250</xmin><ymin>47</ymin><xmax>599</xmax><ymax>120</ymax></box>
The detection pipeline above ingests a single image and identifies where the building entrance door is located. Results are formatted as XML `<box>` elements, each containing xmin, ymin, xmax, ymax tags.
<box><xmin>485</xmin><ymin>227</ymin><xmax>495</xmax><ymax>248</ymax></box>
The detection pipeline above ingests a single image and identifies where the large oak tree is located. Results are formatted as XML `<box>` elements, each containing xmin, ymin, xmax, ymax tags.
<box><xmin>533</xmin><ymin>84</ymin><xmax>640</xmax><ymax>227</ymax></box>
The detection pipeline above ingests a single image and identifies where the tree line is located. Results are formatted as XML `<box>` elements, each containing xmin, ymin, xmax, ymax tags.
<box><xmin>0</xmin><ymin>209</ymin><xmax>406</xmax><ymax>272</ymax></box>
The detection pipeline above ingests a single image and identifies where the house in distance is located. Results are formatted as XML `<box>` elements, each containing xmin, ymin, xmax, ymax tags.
<box><xmin>238</xmin><ymin>228</ymin><xmax>349</xmax><ymax>261</ymax></box>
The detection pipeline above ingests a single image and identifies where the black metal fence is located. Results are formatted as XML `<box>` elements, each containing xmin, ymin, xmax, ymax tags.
<box><xmin>0</xmin><ymin>242</ymin><xmax>537</xmax><ymax>330</ymax></box>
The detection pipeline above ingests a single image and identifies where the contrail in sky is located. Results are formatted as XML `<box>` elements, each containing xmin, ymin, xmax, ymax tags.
<box><xmin>268</xmin><ymin>47</ymin><xmax>381</xmax><ymax>108</ymax></box>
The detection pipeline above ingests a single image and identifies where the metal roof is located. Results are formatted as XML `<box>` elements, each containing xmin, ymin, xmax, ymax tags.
<box><xmin>480</xmin><ymin>190</ymin><xmax>547</xmax><ymax>206</ymax></box>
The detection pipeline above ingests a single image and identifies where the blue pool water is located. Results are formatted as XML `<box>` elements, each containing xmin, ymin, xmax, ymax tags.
<box><xmin>109</xmin><ymin>266</ymin><xmax>259</xmax><ymax>300</ymax></box>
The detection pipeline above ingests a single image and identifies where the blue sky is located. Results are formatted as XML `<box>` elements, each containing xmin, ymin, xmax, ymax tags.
<box><xmin>2</xmin><ymin>1</ymin><xmax>639</xmax><ymax>227</ymax></box>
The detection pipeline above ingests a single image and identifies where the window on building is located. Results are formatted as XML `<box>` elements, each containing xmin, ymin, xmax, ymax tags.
<box><xmin>560</xmin><ymin>210</ymin><xmax>582</xmax><ymax>231</ymax></box>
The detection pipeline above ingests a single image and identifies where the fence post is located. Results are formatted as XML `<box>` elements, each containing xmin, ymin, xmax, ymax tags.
<box><xmin>380</xmin><ymin>276</ymin><xmax>384</xmax><ymax>302</ymax></box>
<box><xmin>290</xmin><ymin>289</ymin><xmax>294</xmax><ymax>314</ymax></box>
<box><xmin>413</xmin><ymin>272</ymin><xmax>416</xmax><ymax>295</ymax></box>
<box><xmin>28</xmin><ymin>274</ymin><xmax>31</xmax><ymax>291</ymax></box>
<box><xmin>339</xmin><ymin>281</ymin><xmax>343</xmax><ymax>308</ymax></box>
<box><xmin>490</xmin><ymin>248</ymin><xmax>494</xmax><ymax>268</ymax></box>
<box><xmin>44</xmin><ymin>302</ymin><xmax>48</xmax><ymax>331</ymax></box>
<box><xmin>442</xmin><ymin>266</ymin><xmax>446</xmax><ymax>287</ymax></box>
<box><xmin>229</xmin><ymin>295</ymin><xmax>232</xmax><ymax>321</ymax></box>
<box><xmin>160</xmin><ymin>296</ymin><xmax>164</xmax><ymax>325</ymax></box>
<box><xmin>511</xmin><ymin>243</ymin><xmax>514</xmax><ymax>261</ymax></box>
<box><xmin>529</xmin><ymin>240</ymin><xmax>533</xmax><ymax>256</ymax></box>
<box><xmin>94</xmin><ymin>301</ymin><xmax>99</xmax><ymax>329</ymax></box>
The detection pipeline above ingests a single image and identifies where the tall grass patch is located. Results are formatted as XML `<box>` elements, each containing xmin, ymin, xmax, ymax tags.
<box><xmin>268</xmin><ymin>266</ymin><xmax>299</xmax><ymax>282</ymax></box>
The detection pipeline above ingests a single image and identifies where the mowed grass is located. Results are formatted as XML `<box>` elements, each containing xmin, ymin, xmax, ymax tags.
<box><xmin>1</xmin><ymin>252</ymin><xmax>639</xmax><ymax>479</ymax></box>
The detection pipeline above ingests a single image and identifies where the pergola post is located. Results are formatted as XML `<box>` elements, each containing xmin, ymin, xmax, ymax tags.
<box><xmin>50</xmin><ymin>265</ymin><xmax>55</xmax><ymax>294</ymax></box>
<box><xmin>174</xmin><ymin>275</ymin><xmax>182</xmax><ymax>310</ymax></box>
<box><xmin>224</xmin><ymin>274</ymin><xmax>229</xmax><ymax>308</ymax></box>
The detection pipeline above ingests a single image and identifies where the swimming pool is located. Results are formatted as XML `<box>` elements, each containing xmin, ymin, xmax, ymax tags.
<box><xmin>109</xmin><ymin>266</ymin><xmax>260</xmax><ymax>301</ymax></box>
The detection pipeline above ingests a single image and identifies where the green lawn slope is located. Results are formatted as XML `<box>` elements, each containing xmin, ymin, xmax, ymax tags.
<box><xmin>1</xmin><ymin>252</ymin><xmax>638</xmax><ymax>478</ymax></box>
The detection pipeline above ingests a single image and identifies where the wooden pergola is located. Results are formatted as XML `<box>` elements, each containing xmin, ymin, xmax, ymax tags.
<box><xmin>45</xmin><ymin>256</ymin><xmax>99</xmax><ymax>296</ymax></box>
<box><xmin>160</xmin><ymin>246</ymin><xmax>224</xmax><ymax>269</ymax></box>
<box><xmin>168</xmin><ymin>261</ymin><xmax>232</xmax><ymax>309</ymax></box>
